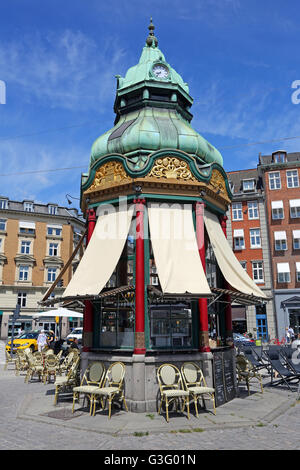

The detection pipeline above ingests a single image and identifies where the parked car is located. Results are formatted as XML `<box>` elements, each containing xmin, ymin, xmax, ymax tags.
<box><xmin>5</xmin><ymin>330</ymin><xmax>51</xmax><ymax>354</ymax></box>
<box><xmin>66</xmin><ymin>327</ymin><xmax>83</xmax><ymax>345</ymax></box>
<box><xmin>233</xmin><ymin>332</ymin><xmax>255</xmax><ymax>345</ymax></box>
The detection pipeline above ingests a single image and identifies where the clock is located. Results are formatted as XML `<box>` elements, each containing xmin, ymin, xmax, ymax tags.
<box><xmin>152</xmin><ymin>63</ymin><xmax>169</xmax><ymax>79</ymax></box>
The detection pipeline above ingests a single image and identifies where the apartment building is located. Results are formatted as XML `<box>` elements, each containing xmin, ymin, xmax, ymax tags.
<box><xmin>0</xmin><ymin>196</ymin><xmax>85</xmax><ymax>339</ymax></box>
<box><xmin>259</xmin><ymin>150</ymin><xmax>300</xmax><ymax>340</ymax></box>
<box><xmin>226</xmin><ymin>168</ymin><xmax>275</xmax><ymax>340</ymax></box>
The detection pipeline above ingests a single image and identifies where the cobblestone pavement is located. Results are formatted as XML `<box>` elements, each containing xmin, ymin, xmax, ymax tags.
<box><xmin>0</xmin><ymin>341</ymin><xmax>299</xmax><ymax>451</ymax></box>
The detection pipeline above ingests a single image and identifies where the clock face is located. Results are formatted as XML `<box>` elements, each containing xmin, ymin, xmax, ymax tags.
<box><xmin>152</xmin><ymin>64</ymin><xmax>169</xmax><ymax>79</ymax></box>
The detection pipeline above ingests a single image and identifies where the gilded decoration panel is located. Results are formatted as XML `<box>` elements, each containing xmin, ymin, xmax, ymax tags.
<box><xmin>148</xmin><ymin>157</ymin><xmax>197</xmax><ymax>182</ymax></box>
<box><xmin>208</xmin><ymin>169</ymin><xmax>229</xmax><ymax>199</ymax></box>
<box><xmin>85</xmin><ymin>161</ymin><xmax>132</xmax><ymax>193</ymax></box>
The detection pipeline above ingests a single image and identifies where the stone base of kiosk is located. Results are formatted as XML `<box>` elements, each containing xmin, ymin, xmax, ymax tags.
<box><xmin>81</xmin><ymin>350</ymin><xmax>219</xmax><ymax>413</ymax></box>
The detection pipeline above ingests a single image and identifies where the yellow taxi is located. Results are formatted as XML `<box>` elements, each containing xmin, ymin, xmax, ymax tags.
<box><xmin>5</xmin><ymin>330</ymin><xmax>51</xmax><ymax>354</ymax></box>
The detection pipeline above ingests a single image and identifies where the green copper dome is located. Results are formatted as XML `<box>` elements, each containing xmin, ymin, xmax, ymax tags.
<box><xmin>89</xmin><ymin>21</ymin><xmax>223</xmax><ymax>169</ymax></box>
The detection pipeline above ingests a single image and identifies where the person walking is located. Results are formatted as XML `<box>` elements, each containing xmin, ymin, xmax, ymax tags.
<box><xmin>37</xmin><ymin>330</ymin><xmax>48</xmax><ymax>352</ymax></box>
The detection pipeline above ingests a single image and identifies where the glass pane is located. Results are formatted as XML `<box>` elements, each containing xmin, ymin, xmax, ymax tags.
<box><xmin>100</xmin><ymin>311</ymin><xmax>117</xmax><ymax>347</ymax></box>
<box><xmin>118</xmin><ymin>308</ymin><xmax>134</xmax><ymax>347</ymax></box>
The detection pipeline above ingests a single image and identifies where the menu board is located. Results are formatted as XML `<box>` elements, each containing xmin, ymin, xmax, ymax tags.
<box><xmin>212</xmin><ymin>349</ymin><xmax>236</xmax><ymax>407</ymax></box>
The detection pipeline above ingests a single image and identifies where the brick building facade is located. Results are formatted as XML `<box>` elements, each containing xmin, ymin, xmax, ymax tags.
<box><xmin>0</xmin><ymin>197</ymin><xmax>85</xmax><ymax>339</ymax></box>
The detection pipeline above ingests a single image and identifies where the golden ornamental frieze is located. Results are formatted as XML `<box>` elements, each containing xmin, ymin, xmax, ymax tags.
<box><xmin>86</xmin><ymin>161</ymin><xmax>132</xmax><ymax>193</ymax></box>
<box><xmin>148</xmin><ymin>157</ymin><xmax>197</xmax><ymax>181</ymax></box>
<box><xmin>209</xmin><ymin>169</ymin><xmax>227</xmax><ymax>196</ymax></box>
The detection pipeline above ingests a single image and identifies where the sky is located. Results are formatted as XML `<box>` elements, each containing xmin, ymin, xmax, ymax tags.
<box><xmin>1</xmin><ymin>0</ymin><xmax>300</xmax><ymax>211</ymax></box>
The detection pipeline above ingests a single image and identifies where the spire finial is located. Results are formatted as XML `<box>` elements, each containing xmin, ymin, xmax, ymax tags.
<box><xmin>146</xmin><ymin>17</ymin><xmax>158</xmax><ymax>47</ymax></box>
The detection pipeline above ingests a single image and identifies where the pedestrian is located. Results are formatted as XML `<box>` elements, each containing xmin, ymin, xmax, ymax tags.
<box><xmin>37</xmin><ymin>330</ymin><xmax>48</xmax><ymax>352</ymax></box>
<box><xmin>48</xmin><ymin>330</ymin><xmax>55</xmax><ymax>349</ymax></box>
<box><xmin>70</xmin><ymin>337</ymin><xmax>79</xmax><ymax>350</ymax></box>
<box><xmin>288</xmin><ymin>326</ymin><xmax>295</xmax><ymax>342</ymax></box>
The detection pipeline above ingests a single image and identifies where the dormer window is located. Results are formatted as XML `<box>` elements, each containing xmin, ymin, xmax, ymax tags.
<box><xmin>48</xmin><ymin>204</ymin><xmax>58</xmax><ymax>215</ymax></box>
<box><xmin>23</xmin><ymin>201</ymin><xmax>34</xmax><ymax>212</ymax></box>
<box><xmin>242</xmin><ymin>179</ymin><xmax>255</xmax><ymax>192</ymax></box>
<box><xmin>272</xmin><ymin>151</ymin><xmax>287</xmax><ymax>164</ymax></box>
<box><xmin>0</xmin><ymin>198</ymin><xmax>8</xmax><ymax>209</ymax></box>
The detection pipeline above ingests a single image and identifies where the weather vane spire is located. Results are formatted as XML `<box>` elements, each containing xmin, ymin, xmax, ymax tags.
<box><xmin>146</xmin><ymin>17</ymin><xmax>158</xmax><ymax>47</ymax></box>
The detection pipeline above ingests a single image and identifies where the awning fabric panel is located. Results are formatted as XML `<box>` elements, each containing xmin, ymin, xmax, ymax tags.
<box><xmin>277</xmin><ymin>262</ymin><xmax>290</xmax><ymax>273</ymax></box>
<box><xmin>271</xmin><ymin>200</ymin><xmax>283</xmax><ymax>209</ymax></box>
<box><xmin>204</xmin><ymin>210</ymin><xmax>267</xmax><ymax>299</ymax></box>
<box><xmin>148</xmin><ymin>204</ymin><xmax>211</xmax><ymax>295</ymax></box>
<box><xmin>274</xmin><ymin>231</ymin><xmax>287</xmax><ymax>240</ymax></box>
<box><xmin>63</xmin><ymin>206</ymin><xmax>134</xmax><ymax>297</ymax></box>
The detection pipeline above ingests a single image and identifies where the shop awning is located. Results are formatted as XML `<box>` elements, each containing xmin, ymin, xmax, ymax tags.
<box><xmin>289</xmin><ymin>199</ymin><xmax>300</xmax><ymax>208</ymax></box>
<box><xmin>204</xmin><ymin>210</ymin><xmax>268</xmax><ymax>300</ymax></box>
<box><xmin>62</xmin><ymin>206</ymin><xmax>134</xmax><ymax>298</ymax></box>
<box><xmin>148</xmin><ymin>203</ymin><xmax>211</xmax><ymax>296</ymax></box>
<box><xmin>277</xmin><ymin>262</ymin><xmax>290</xmax><ymax>273</ymax></box>
<box><xmin>274</xmin><ymin>231</ymin><xmax>287</xmax><ymax>240</ymax></box>
<box><xmin>233</xmin><ymin>229</ymin><xmax>244</xmax><ymax>237</ymax></box>
<box><xmin>271</xmin><ymin>200</ymin><xmax>283</xmax><ymax>209</ymax></box>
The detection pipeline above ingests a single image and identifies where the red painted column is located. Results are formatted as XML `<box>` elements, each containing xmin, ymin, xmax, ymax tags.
<box><xmin>220</xmin><ymin>215</ymin><xmax>233</xmax><ymax>344</ymax></box>
<box><xmin>195</xmin><ymin>202</ymin><xmax>210</xmax><ymax>352</ymax></box>
<box><xmin>83</xmin><ymin>208</ymin><xmax>96</xmax><ymax>352</ymax></box>
<box><xmin>134</xmin><ymin>198</ymin><xmax>146</xmax><ymax>355</ymax></box>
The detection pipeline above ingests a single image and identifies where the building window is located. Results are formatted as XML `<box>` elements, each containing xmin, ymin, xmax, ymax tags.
<box><xmin>150</xmin><ymin>265</ymin><xmax>159</xmax><ymax>285</ymax></box>
<box><xmin>252</xmin><ymin>261</ymin><xmax>264</xmax><ymax>283</ymax></box>
<box><xmin>48</xmin><ymin>205</ymin><xmax>58</xmax><ymax>215</ymax></box>
<box><xmin>248</xmin><ymin>201</ymin><xmax>259</xmax><ymax>219</ymax></box>
<box><xmin>17</xmin><ymin>292</ymin><xmax>27</xmax><ymax>307</ymax></box>
<box><xmin>0</xmin><ymin>199</ymin><xmax>8</xmax><ymax>209</ymax></box>
<box><xmin>240</xmin><ymin>261</ymin><xmax>247</xmax><ymax>270</ymax></box>
<box><xmin>286</xmin><ymin>170</ymin><xmax>299</xmax><ymax>188</ymax></box>
<box><xmin>272</xmin><ymin>152</ymin><xmax>287</xmax><ymax>163</ymax></box>
<box><xmin>250</xmin><ymin>229</ymin><xmax>261</xmax><ymax>248</ymax></box>
<box><xmin>232</xmin><ymin>202</ymin><xmax>243</xmax><ymax>220</ymax></box>
<box><xmin>296</xmin><ymin>263</ymin><xmax>300</xmax><ymax>282</ymax></box>
<box><xmin>234</xmin><ymin>236</ymin><xmax>245</xmax><ymax>250</ymax></box>
<box><xmin>290</xmin><ymin>200</ymin><xmax>300</xmax><ymax>218</ymax></box>
<box><xmin>274</xmin><ymin>232</ymin><xmax>287</xmax><ymax>251</ymax></box>
<box><xmin>47</xmin><ymin>226</ymin><xmax>62</xmax><ymax>236</ymax></box>
<box><xmin>271</xmin><ymin>201</ymin><xmax>284</xmax><ymax>220</ymax></box>
<box><xmin>49</xmin><ymin>243</ymin><xmax>58</xmax><ymax>256</ymax></box>
<box><xmin>47</xmin><ymin>267</ymin><xmax>57</xmax><ymax>282</ymax></box>
<box><xmin>243</xmin><ymin>179</ymin><xmax>255</xmax><ymax>192</ymax></box>
<box><xmin>268</xmin><ymin>172</ymin><xmax>281</xmax><ymax>190</ymax></box>
<box><xmin>277</xmin><ymin>263</ymin><xmax>290</xmax><ymax>283</ymax></box>
<box><xmin>0</xmin><ymin>218</ymin><xmax>6</xmax><ymax>231</ymax></box>
<box><xmin>293</xmin><ymin>231</ymin><xmax>300</xmax><ymax>249</ymax></box>
<box><xmin>23</xmin><ymin>202</ymin><xmax>34</xmax><ymax>212</ymax></box>
<box><xmin>21</xmin><ymin>240</ymin><xmax>31</xmax><ymax>254</ymax></box>
<box><xmin>19</xmin><ymin>265</ymin><xmax>29</xmax><ymax>281</ymax></box>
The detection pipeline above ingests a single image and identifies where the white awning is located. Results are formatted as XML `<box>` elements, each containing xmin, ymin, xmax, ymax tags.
<box><xmin>293</xmin><ymin>230</ymin><xmax>300</xmax><ymax>239</ymax></box>
<box><xmin>19</xmin><ymin>221</ymin><xmax>35</xmax><ymax>229</ymax></box>
<box><xmin>62</xmin><ymin>206</ymin><xmax>134</xmax><ymax>297</ymax></box>
<box><xmin>277</xmin><ymin>263</ymin><xmax>290</xmax><ymax>273</ymax></box>
<box><xmin>233</xmin><ymin>229</ymin><xmax>244</xmax><ymax>238</ymax></box>
<box><xmin>271</xmin><ymin>200</ymin><xmax>283</xmax><ymax>209</ymax></box>
<box><xmin>274</xmin><ymin>231</ymin><xmax>287</xmax><ymax>240</ymax></box>
<box><xmin>148</xmin><ymin>204</ymin><xmax>211</xmax><ymax>295</ymax></box>
<box><xmin>204</xmin><ymin>210</ymin><xmax>267</xmax><ymax>299</ymax></box>
<box><xmin>33</xmin><ymin>308</ymin><xmax>83</xmax><ymax>318</ymax></box>
<box><xmin>47</xmin><ymin>224</ymin><xmax>62</xmax><ymax>229</ymax></box>
<box><xmin>289</xmin><ymin>199</ymin><xmax>300</xmax><ymax>208</ymax></box>
<box><xmin>296</xmin><ymin>262</ymin><xmax>300</xmax><ymax>273</ymax></box>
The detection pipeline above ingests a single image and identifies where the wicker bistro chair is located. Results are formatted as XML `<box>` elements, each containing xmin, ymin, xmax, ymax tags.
<box><xmin>4</xmin><ymin>349</ymin><xmax>17</xmax><ymax>371</ymax></box>
<box><xmin>15</xmin><ymin>350</ymin><xmax>28</xmax><ymax>376</ymax></box>
<box><xmin>72</xmin><ymin>362</ymin><xmax>105</xmax><ymax>415</ymax></box>
<box><xmin>25</xmin><ymin>351</ymin><xmax>44</xmax><ymax>383</ymax></box>
<box><xmin>181</xmin><ymin>362</ymin><xmax>216</xmax><ymax>417</ymax></box>
<box><xmin>91</xmin><ymin>362</ymin><xmax>128</xmax><ymax>418</ymax></box>
<box><xmin>59</xmin><ymin>350</ymin><xmax>77</xmax><ymax>375</ymax></box>
<box><xmin>157</xmin><ymin>364</ymin><xmax>190</xmax><ymax>423</ymax></box>
<box><xmin>43</xmin><ymin>354</ymin><xmax>60</xmax><ymax>384</ymax></box>
<box><xmin>54</xmin><ymin>356</ymin><xmax>80</xmax><ymax>405</ymax></box>
<box><xmin>236</xmin><ymin>354</ymin><xmax>264</xmax><ymax>395</ymax></box>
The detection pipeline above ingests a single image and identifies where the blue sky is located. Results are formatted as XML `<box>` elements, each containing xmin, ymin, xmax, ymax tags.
<box><xmin>1</xmin><ymin>0</ymin><xmax>300</xmax><ymax>210</ymax></box>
